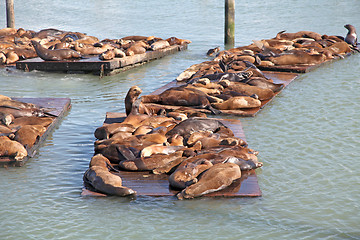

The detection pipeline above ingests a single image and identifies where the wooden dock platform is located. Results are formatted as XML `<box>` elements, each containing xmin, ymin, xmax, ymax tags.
<box><xmin>142</xmin><ymin>71</ymin><xmax>299</xmax><ymax>117</ymax></box>
<box><xmin>82</xmin><ymin>112</ymin><xmax>262</xmax><ymax>198</ymax></box>
<box><xmin>16</xmin><ymin>44</ymin><xmax>188</xmax><ymax>76</ymax></box>
<box><xmin>0</xmin><ymin>97</ymin><xmax>71</xmax><ymax>167</ymax></box>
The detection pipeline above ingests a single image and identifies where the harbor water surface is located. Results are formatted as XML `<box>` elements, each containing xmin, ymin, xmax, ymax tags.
<box><xmin>0</xmin><ymin>0</ymin><xmax>359</xmax><ymax>239</ymax></box>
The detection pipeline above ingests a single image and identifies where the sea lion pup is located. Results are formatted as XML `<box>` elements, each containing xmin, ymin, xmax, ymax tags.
<box><xmin>14</xmin><ymin>125</ymin><xmax>46</xmax><ymax>148</ymax></box>
<box><xmin>177</xmin><ymin>162</ymin><xmax>241</xmax><ymax>199</ymax></box>
<box><xmin>0</xmin><ymin>136</ymin><xmax>28</xmax><ymax>160</ymax></box>
<box><xmin>31</xmin><ymin>40</ymin><xmax>82</xmax><ymax>61</ymax></box>
<box><xmin>165</xmin><ymin>117</ymin><xmax>226</xmax><ymax>140</ymax></box>
<box><xmin>141</xmin><ymin>85</ymin><xmax>221</xmax><ymax>115</ymax></box>
<box><xmin>83</xmin><ymin>154</ymin><xmax>136</xmax><ymax>197</ymax></box>
<box><xmin>169</xmin><ymin>159</ymin><xmax>214</xmax><ymax>189</ymax></box>
<box><xmin>344</xmin><ymin>24</ymin><xmax>358</xmax><ymax>47</ymax></box>
<box><xmin>212</xmin><ymin>96</ymin><xmax>261</xmax><ymax>110</ymax></box>
<box><xmin>119</xmin><ymin>151</ymin><xmax>185</xmax><ymax>171</ymax></box>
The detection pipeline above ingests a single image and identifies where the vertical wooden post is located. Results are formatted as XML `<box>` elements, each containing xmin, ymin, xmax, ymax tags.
<box><xmin>6</xmin><ymin>0</ymin><xmax>15</xmax><ymax>28</ymax></box>
<box><xmin>224</xmin><ymin>0</ymin><xmax>235</xmax><ymax>49</ymax></box>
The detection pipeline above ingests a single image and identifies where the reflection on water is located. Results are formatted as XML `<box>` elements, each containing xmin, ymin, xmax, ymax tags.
<box><xmin>1</xmin><ymin>0</ymin><xmax>360</xmax><ymax>239</ymax></box>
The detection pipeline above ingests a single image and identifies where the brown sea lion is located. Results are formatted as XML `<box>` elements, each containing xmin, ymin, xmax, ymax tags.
<box><xmin>5</xmin><ymin>51</ymin><xmax>19</xmax><ymax>64</ymax></box>
<box><xmin>83</xmin><ymin>164</ymin><xmax>136</xmax><ymax>197</ymax></box>
<box><xmin>119</xmin><ymin>151</ymin><xmax>185</xmax><ymax>171</ymax></box>
<box><xmin>0</xmin><ymin>28</ymin><xmax>17</xmax><ymax>36</ymax></box>
<box><xmin>344</xmin><ymin>24</ymin><xmax>357</xmax><ymax>47</ymax></box>
<box><xmin>166</xmin><ymin>37</ymin><xmax>192</xmax><ymax>46</ymax></box>
<box><xmin>150</xmin><ymin>40</ymin><xmax>170</xmax><ymax>51</ymax></box>
<box><xmin>141</xmin><ymin>86</ymin><xmax>221</xmax><ymax>114</ymax></box>
<box><xmin>31</xmin><ymin>40</ymin><xmax>82</xmax><ymax>61</ymax></box>
<box><xmin>212</xmin><ymin>96</ymin><xmax>261</xmax><ymax>110</ymax></box>
<box><xmin>125</xmin><ymin>86</ymin><xmax>142</xmax><ymax>116</ymax></box>
<box><xmin>74</xmin><ymin>42</ymin><xmax>110</xmax><ymax>55</ymax></box>
<box><xmin>0</xmin><ymin>136</ymin><xmax>28</xmax><ymax>160</ymax></box>
<box><xmin>169</xmin><ymin>158</ymin><xmax>214</xmax><ymax>189</ymax></box>
<box><xmin>14</xmin><ymin>125</ymin><xmax>46</xmax><ymax>148</ymax></box>
<box><xmin>0</xmin><ymin>112</ymin><xmax>14</xmax><ymax>126</ymax></box>
<box><xmin>94</xmin><ymin>123</ymin><xmax>136</xmax><ymax>140</ymax></box>
<box><xmin>165</xmin><ymin>117</ymin><xmax>226</xmax><ymax>140</ymax></box>
<box><xmin>125</xmin><ymin>41</ymin><xmax>148</xmax><ymax>56</ymax></box>
<box><xmin>9</xmin><ymin>116</ymin><xmax>53</xmax><ymax>128</ymax></box>
<box><xmin>177</xmin><ymin>162</ymin><xmax>241</xmax><ymax>199</ymax></box>
<box><xmin>275</xmin><ymin>30</ymin><xmax>322</xmax><ymax>41</ymax></box>
<box><xmin>140</xmin><ymin>145</ymin><xmax>184</xmax><ymax>158</ymax></box>
<box><xmin>269</xmin><ymin>51</ymin><xmax>325</xmax><ymax>65</ymax></box>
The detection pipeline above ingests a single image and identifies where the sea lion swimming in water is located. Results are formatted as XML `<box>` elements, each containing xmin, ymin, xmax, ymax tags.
<box><xmin>31</xmin><ymin>40</ymin><xmax>82</xmax><ymax>61</ymax></box>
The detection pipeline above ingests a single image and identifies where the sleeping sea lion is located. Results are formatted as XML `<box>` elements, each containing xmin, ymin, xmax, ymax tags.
<box><xmin>31</xmin><ymin>40</ymin><xmax>82</xmax><ymax>61</ymax></box>
<box><xmin>211</xmin><ymin>96</ymin><xmax>261</xmax><ymax>110</ymax></box>
<box><xmin>83</xmin><ymin>154</ymin><xmax>136</xmax><ymax>197</ymax></box>
<box><xmin>14</xmin><ymin>125</ymin><xmax>46</xmax><ymax>148</ymax></box>
<box><xmin>344</xmin><ymin>24</ymin><xmax>358</xmax><ymax>47</ymax></box>
<box><xmin>0</xmin><ymin>136</ymin><xmax>28</xmax><ymax>160</ymax></box>
<box><xmin>177</xmin><ymin>162</ymin><xmax>241</xmax><ymax>199</ymax></box>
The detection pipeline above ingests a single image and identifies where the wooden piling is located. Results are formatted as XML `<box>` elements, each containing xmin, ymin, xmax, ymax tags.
<box><xmin>6</xmin><ymin>0</ymin><xmax>15</xmax><ymax>28</ymax></box>
<box><xmin>225</xmin><ymin>0</ymin><xmax>235</xmax><ymax>49</ymax></box>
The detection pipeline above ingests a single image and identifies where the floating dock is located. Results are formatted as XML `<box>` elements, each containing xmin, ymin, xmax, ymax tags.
<box><xmin>0</xmin><ymin>97</ymin><xmax>71</xmax><ymax>167</ymax></box>
<box><xmin>82</xmin><ymin>112</ymin><xmax>262</xmax><ymax>198</ymax></box>
<box><xmin>16</xmin><ymin>44</ymin><xmax>188</xmax><ymax>76</ymax></box>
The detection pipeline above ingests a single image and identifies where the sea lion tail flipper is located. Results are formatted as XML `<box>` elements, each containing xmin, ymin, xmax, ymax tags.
<box><xmin>275</xmin><ymin>30</ymin><xmax>286</xmax><ymax>39</ymax></box>
<box><xmin>207</xmin><ymin>105</ymin><xmax>222</xmax><ymax>115</ymax></box>
<box><xmin>106</xmin><ymin>162</ymin><xmax>120</xmax><ymax>173</ymax></box>
<box><xmin>219</xmin><ymin>59</ymin><xmax>228</xmax><ymax>72</ymax></box>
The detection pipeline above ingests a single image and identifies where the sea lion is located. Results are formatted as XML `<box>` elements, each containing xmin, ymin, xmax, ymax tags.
<box><xmin>119</xmin><ymin>151</ymin><xmax>185</xmax><ymax>171</ymax></box>
<box><xmin>94</xmin><ymin>123</ymin><xmax>136</xmax><ymax>140</ymax></box>
<box><xmin>141</xmin><ymin>86</ymin><xmax>221</xmax><ymax>115</ymax></box>
<box><xmin>212</xmin><ymin>96</ymin><xmax>261</xmax><ymax>110</ymax></box>
<box><xmin>5</xmin><ymin>51</ymin><xmax>19</xmax><ymax>64</ymax></box>
<box><xmin>150</xmin><ymin>40</ymin><xmax>170</xmax><ymax>51</ymax></box>
<box><xmin>125</xmin><ymin>41</ymin><xmax>148</xmax><ymax>56</ymax></box>
<box><xmin>166</xmin><ymin>37</ymin><xmax>192</xmax><ymax>46</ymax></box>
<box><xmin>220</xmin><ymin>81</ymin><xmax>275</xmax><ymax>101</ymax></box>
<box><xmin>9</xmin><ymin>116</ymin><xmax>53</xmax><ymax>128</ymax></box>
<box><xmin>169</xmin><ymin>159</ymin><xmax>214</xmax><ymax>189</ymax></box>
<box><xmin>246</xmin><ymin>77</ymin><xmax>284</xmax><ymax>92</ymax></box>
<box><xmin>344</xmin><ymin>24</ymin><xmax>358</xmax><ymax>47</ymax></box>
<box><xmin>275</xmin><ymin>30</ymin><xmax>322</xmax><ymax>41</ymax></box>
<box><xmin>83</xmin><ymin>158</ymin><xmax>136</xmax><ymax>197</ymax></box>
<box><xmin>125</xmin><ymin>86</ymin><xmax>143</xmax><ymax>116</ymax></box>
<box><xmin>14</xmin><ymin>125</ymin><xmax>46</xmax><ymax>148</ymax></box>
<box><xmin>165</xmin><ymin>117</ymin><xmax>226</xmax><ymax>140</ymax></box>
<box><xmin>0</xmin><ymin>112</ymin><xmax>14</xmax><ymax>126</ymax></box>
<box><xmin>31</xmin><ymin>40</ymin><xmax>82</xmax><ymax>61</ymax></box>
<box><xmin>0</xmin><ymin>136</ymin><xmax>28</xmax><ymax>160</ymax></box>
<box><xmin>269</xmin><ymin>50</ymin><xmax>326</xmax><ymax>65</ymax></box>
<box><xmin>74</xmin><ymin>42</ymin><xmax>110</xmax><ymax>55</ymax></box>
<box><xmin>177</xmin><ymin>162</ymin><xmax>241</xmax><ymax>199</ymax></box>
<box><xmin>207</xmin><ymin>46</ymin><xmax>221</xmax><ymax>56</ymax></box>
<box><xmin>140</xmin><ymin>145</ymin><xmax>183</xmax><ymax>158</ymax></box>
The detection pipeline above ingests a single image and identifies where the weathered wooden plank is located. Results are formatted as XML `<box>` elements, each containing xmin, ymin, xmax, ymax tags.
<box><xmin>0</xmin><ymin>98</ymin><xmax>71</xmax><ymax>167</ymax></box>
<box><xmin>82</xmin><ymin>112</ymin><xmax>262</xmax><ymax>198</ymax></box>
<box><xmin>16</xmin><ymin>45</ymin><xmax>187</xmax><ymax>75</ymax></box>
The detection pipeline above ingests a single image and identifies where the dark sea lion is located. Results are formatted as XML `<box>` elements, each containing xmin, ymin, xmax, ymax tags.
<box><xmin>83</xmin><ymin>157</ymin><xmax>136</xmax><ymax>197</ymax></box>
<box><xmin>165</xmin><ymin>117</ymin><xmax>225</xmax><ymax>140</ymax></box>
<box><xmin>177</xmin><ymin>162</ymin><xmax>241</xmax><ymax>199</ymax></box>
<box><xmin>0</xmin><ymin>136</ymin><xmax>28</xmax><ymax>160</ymax></box>
<box><xmin>94</xmin><ymin>123</ymin><xmax>135</xmax><ymax>140</ymax></box>
<box><xmin>33</xmin><ymin>28</ymin><xmax>67</xmax><ymax>39</ymax></box>
<box><xmin>14</xmin><ymin>125</ymin><xmax>46</xmax><ymax>148</ymax></box>
<box><xmin>141</xmin><ymin>86</ymin><xmax>221</xmax><ymax>114</ymax></box>
<box><xmin>207</xmin><ymin>46</ymin><xmax>220</xmax><ymax>56</ymax></box>
<box><xmin>344</xmin><ymin>24</ymin><xmax>358</xmax><ymax>47</ymax></box>
<box><xmin>212</xmin><ymin>96</ymin><xmax>261</xmax><ymax>110</ymax></box>
<box><xmin>31</xmin><ymin>40</ymin><xmax>82</xmax><ymax>61</ymax></box>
